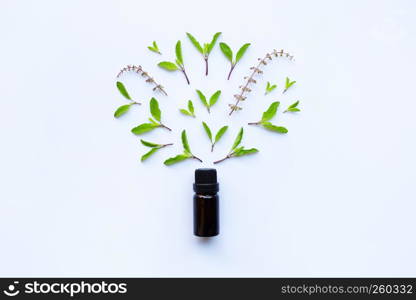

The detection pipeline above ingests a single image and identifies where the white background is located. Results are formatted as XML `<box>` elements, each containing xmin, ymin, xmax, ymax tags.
<box><xmin>1</xmin><ymin>0</ymin><xmax>415</xmax><ymax>277</ymax></box>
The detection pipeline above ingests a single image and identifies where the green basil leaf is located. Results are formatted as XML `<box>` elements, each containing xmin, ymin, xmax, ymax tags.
<box><xmin>261</xmin><ymin>101</ymin><xmax>280</xmax><ymax>122</ymax></box>
<box><xmin>114</xmin><ymin>104</ymin><xmax>131</xmax><ymax>118</ymax></box>
<box><xmin>209</xmin><ymin>90</ymin><xmax>221</xmax><ymax>107</ymax></box>
<box><xmin>235</xmin><ymin>43</ymin><xmax>250</xmax><ymax>63</ymax></box>
<box><xmin>289</xmin><ymin>101</ymin><xmax>299</xmax><ymax>108</ymax></box>
<box><xmin>141</xmin><ymin>148</ymin><xmax>159</xmax><ymax>162</ymax></box>
<box><xmin>180</xmin><ymin>109</ymin><xmax>192</xmax><ymax>116</ymax></box>
<box><xmin>186</xmin><ymin>33</ymin><xmax>203</xmax><ymax>53</ymax></box>
<box><xmin>202</xmin><ymin>122</ymin><xmax>212</xmax><ymax>142</ymax></box>
<box><xmin>219</xmin><ymin>42</ymin><xmax>233</xmax><ymax>62</ymax></box>
<box><xmin>231</xmin><ymin>127</ymin><xmax>244</xmax><ymax>150</ymax></box>
<box><xmin>164</xmin><ymin>154</ymin><xmax>189</xmax><ymax>166</ymax></box>
<box><xmin>285</xmin><ymin>77</ymin><xmax>296</xmax><ymax>89</ymax></box>
<box><xmin>266</xmin><ymin>82</ymin><xmax>277</xmax><ymax>94</ymax></box>
<box><xmin>140</xmin><ymin>139</ymin><xmax>160</xmax><ymax>148</ymax></box>
<box><xmin>196</xmin><ymin>90</ymin><xmax>208</xmax><ymax>107</ymax></box>
<box><xmin>149</xmin><ymin>97</ymin><xmax>161</xmax><ymax>122</ymax></box>
<box><xmin>233</xmin><ymin>148</ymin><xmax>259</xmax><ymax>157</ymax></box>
<box><xmin>158</xmin><ymin>61</ymin><xmax>179</xmax><ymax>71</ymax></box>
<box><xmin>175</xmin><ymin>40</ymin><xmax>183</xmax><ymax>65</ymax></box>
<box><xmin>262</xmin><ymin>122</ymin><xmax>288</xmax><ymax>133</ymax></box>
<box><xmin>181</xmin><ymin>130</ymin><xmax>191</xmax><ymax>153</ymax></box>
<box><xmin>214</xmin><ymin>126</ymin><xmax>228</xmax><ymax>143</ymax></box>
<box><xmin>208</xmin><ymin>32</ymin><xmax>221</xmax><ymax>53</ymax></box>
<box><xmin>131</xmin><ymin>123</ymin><xmax>158</xmax><ymax>135</ymax></box>
<box><xmin>116</xmin><ymin>81</ymin><xmax>131</xmax><ymax>100</ymax></box>
<box><xmin>188</xmin><ymin>100</ymin><xmax>194</xmax><ymax>114</ymax></box>
<box><xmin>148</xmin><ymin>41</ymin><xmax>160</xmax><ymax>54</ymax></box>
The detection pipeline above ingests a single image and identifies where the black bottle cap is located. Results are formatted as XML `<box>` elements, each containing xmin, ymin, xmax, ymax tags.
<box><xmin>193</xmin><ymin>168</ymin><xmax>219</xmax><ymax>194</ymax></box>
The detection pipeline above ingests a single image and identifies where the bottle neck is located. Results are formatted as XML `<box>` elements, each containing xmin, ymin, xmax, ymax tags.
<box><xmin>195</xmin><ymin>193</ymin><xmax>217</xmax><ymax>197</ymax></box>
<box><xmin>193</xmin><ymin>183</ymin><xmax>219</xmax><ymax>194</ymax></box>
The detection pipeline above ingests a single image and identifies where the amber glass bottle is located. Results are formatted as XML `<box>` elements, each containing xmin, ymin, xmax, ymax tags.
<box><xmin>193</xmin><ymin>168</ymin><xmax>219</xmax><ymax>237</ymax></box>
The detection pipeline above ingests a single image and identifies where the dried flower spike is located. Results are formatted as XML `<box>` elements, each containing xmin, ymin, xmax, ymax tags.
<box><xmin>229</xmin><ymin>49</ymin><xmax>294</xmax><ymax>115</ymax></box>
<box><xmin>202</xmin><ymin>122</ymin><xmax>228</xmax><ymax>152</ymax></box>
<box><xmin>213</xmin><ymin>128</ymin><xmax>258</xmax><ymax>164</ymax></box>
<box><xmin>219</xmin><ymin>42</ymin><xmax>250</xmax><ymax>80</ymax></box>
<box><xmin>114</xmin><ymin>81</ymin><xmax>141</xmax><ymax>118</ymax></box>
<box><xmin>186</xmin><ymin>32</ymin><xmax>221</xmax><ymax>76</ymax></box>
<box><xmin>284</xmin><ymin>101</ymin><xmax>301</xmax><ymax>113</ymax></box>
<box><xmin>148</xmin><ymin>41</ymin><xmax>161</xmax><ymax>55</ymax></box>
<box><xmin>131</xmin><ymin>98</ymin><xmax>172</xmax><ymax>135</ymax></box>
<box><xmin>140</xmin><ymin>139</ymin><xmax>173</xmax><ymax>162</ymax></box>
<box><xmin>158</xmin><ymin>40</ymin><xmax>190</xmax><ymax>85</ymax></box>
<box><xmin>164</xmin><ymin>130</ymin><xmax>203</xmax><ymax>165</ymax></box>
<box><xmin>179</xmin><ymin>100</ymin><xmax>195</xmax><ymax>118</ymax></box>
<box><xmin>283</xmin><ymin>77</ymin><xmax>296</xmax><ymax>93</ymax></box>
<box><xmin>265</xmin><ymin>81</ymin><xmax>277</xmax><ymax>95</ymax></box>
<box><xmin>248</xmin><ymin>102</ymin><xmax>288</xmax><ymax>134</ymax></box>
<box><xmin>196</xmin><ymin>89</ymin><xmax>221</xmax><ymax>113</ymax></box>
<box><xmin>116</xmin><ymin>65</ymin><xmax>167</xmax><ymax>96</ymax></box>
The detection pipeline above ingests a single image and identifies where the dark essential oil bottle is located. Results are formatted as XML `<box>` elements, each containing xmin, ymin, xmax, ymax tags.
<box><xmin>193</xmin><ymin>168</ymin><xmax>219</xmax><ymax>237</ymax></box>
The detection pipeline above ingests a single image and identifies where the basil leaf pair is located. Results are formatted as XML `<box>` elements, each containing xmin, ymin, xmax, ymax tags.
<box><xmin>219</xmin><ymin>42</ymin><xmax>250</xmax><ymax>79</ymax></box>
<box><xmin>114</xmin><ymin>81</ymin><xmax>141</xmax><ymax>118</ymax></box>
<box><xmin>202</xmin><ymin>122</ymin><xmax>228</xmax><ymax>152</ymax></box>
<box><xmin>196</xmin><ymin>90</ymin><xmax>221</xmax><ymax>113</ymax></box>
<box><xmin>158</xmin><ymin>41</ymin><xmax>190</xmax><ymax>84</ymax></box>
<box><xmin>186</xmin><ymin>32</ymin><xmax>221</xmax><ymax>76</ymax></box>
<box><xmin>131</xmin><ymin>98</ymin><xmax>172</xmax><ymax>135</ymax></box>
<box><xmin>164</xmin><ymin>130</ymin><xmax>202</xmax><ymax>165</ymax></box>
<box><xmin>213</xmin><ymin>128</ymin><xmax>258</xmax><ymax>164</ymax></box>
<box><xmin>248</xmin><ymin>102</ymin><xmax>288</xmax><ymax>134</ymax></box>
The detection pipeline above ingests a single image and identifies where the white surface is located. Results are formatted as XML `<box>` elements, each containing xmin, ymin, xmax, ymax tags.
<box><xmin>1</xmin><ymin>0</ymin><xmax>415</xmax><ymax>277</ymax></box>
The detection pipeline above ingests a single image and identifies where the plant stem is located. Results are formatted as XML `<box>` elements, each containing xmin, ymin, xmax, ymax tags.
<box><xmin>132</xmin><ymin>101</ymin><xmax>142</xmax><ymax>105</ymax></box>
<box><xmin>248</xmin><ymin>121</ymin><xmax>260</xmax><ymax>125</ymax></box>
<box><xmin>181</xmin><ymin>68</ymin><xmax>190</xmax><ymax>85</ymax></box>
<box><xmin>192</xmin><ymin>155</ymin><xmax>203</xmax><ymax>163</ymax></box>
<box><xmin>160</xmin><ymin>123</ymin><xmax>172</xmax><ymax>131</ymax></box>
<box><xmin>229</xmin><ymin>56</ymin><xmax>265</xmax><ymax>116</ymax></box>
<box><xmin>117</xmin><ymin>65</ymin><xmax>167</xmax><ymax>96</ymax></box>
<box><xmin>213</xmin><ymin>155</ymin><xmax>231</xmax><ymax>164</ymax></box>
<box><xmin>161</xmin><ymin>143</ymin><xmax>173</xmax><ymax>148</ymax></box>
<box><xmin>211</xmin><ymin>144</ymin><xmax>214</xmax><ymax>152</ymax></box>
<box><xmin>229</xmin><ymin>49</ymin><xmax>294</xmax><ymax>116</ymax></box>
<box><xmin>227</xmin><ymin>64</ymin><xmax>235</xmax><ymax>80</ymax></box>
<box><xmin>204</xmin><ymin>58</ymin><xmax>209</xmax><ymax>76</ymax></box>
<box><xmin>283</xmin><ymin>88</ymin><xmax>288</xmax><ymax>94</ymax></box>
<box><xmin>158</xmin><ymin>86</ymin><xmax>168</xmax><ymax>96</ymax></box>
